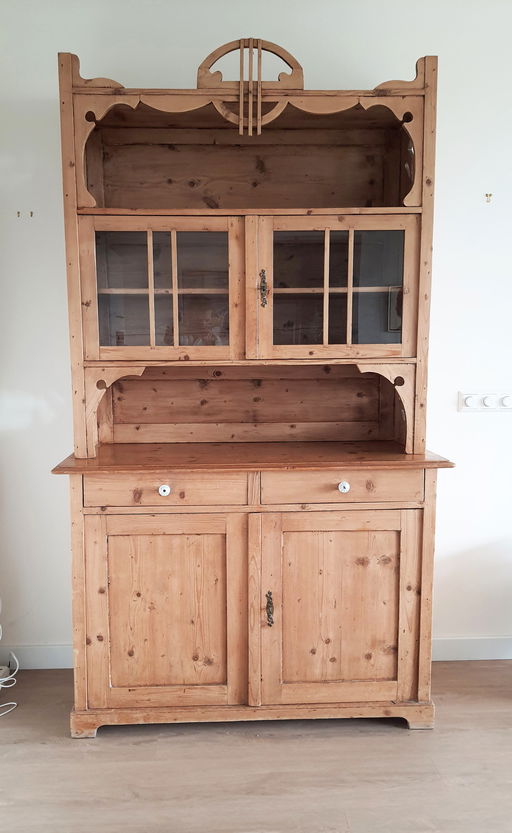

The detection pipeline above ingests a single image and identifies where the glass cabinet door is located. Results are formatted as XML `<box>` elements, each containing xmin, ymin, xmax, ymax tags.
<box><xmin>249</xmin><ymin>215</ymin><xmax>418</xmax><ymax>359</ymax></box>
<box><xmin>82</xmin><ymin>217</ymin><xmax>242</xmax><ymax>360</ymax></box>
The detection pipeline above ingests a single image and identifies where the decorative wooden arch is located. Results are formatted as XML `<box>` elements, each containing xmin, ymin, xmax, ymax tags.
<box><xmin>69</xmin><ymin>42</ymin><xmax>428</xmax><ymax>208</ymax></box>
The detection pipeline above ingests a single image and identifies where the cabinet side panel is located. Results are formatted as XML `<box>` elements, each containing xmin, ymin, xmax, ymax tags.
<box><xmin>84</xmin><ymin>515</ymin><xmax>109</xmax><ymax>708</ymax></box>
<box><xmin>58</xmin><ymin>54</ymin><xmax>87</xmax><ymax>456</ymax></box>
<box><xmin>397</xmin><ymin>509</ymin><xmax>422</xmax><ymax>702</ymax></box>
<box><xmin>69</xmin><ymin>475</ymin><xmax>86</xmax><ymax>710</ymax></box>
<box><xmin>418</xmin><ymin>470</ymin><xmax>437</xmax><ymax>701</ymax></box>
<box><xmin>414</xmin><ymin>57</ymin><xmax>438</xmax><ymax>451</ymax></box>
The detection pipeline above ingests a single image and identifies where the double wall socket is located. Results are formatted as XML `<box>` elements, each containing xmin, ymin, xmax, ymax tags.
<box><xmin>458</xmin><ymin>393</ymin><xmax>512</xmax><ymax>412</ymax></box>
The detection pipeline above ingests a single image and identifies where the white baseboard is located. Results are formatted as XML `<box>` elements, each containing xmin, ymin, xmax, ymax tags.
<box><xmin>2</xmin><ymin>638</ymin><xmax>511</xmax><ymax>669</ymax></box>
<box><xmin>432</xmin><ymin>637</ymin><xmax>512</xmax><ymax>661</ymax></box>
<box><xmin>0</xmin><ymin>644</ymin><xmax>73</xmax><ymax>669</ymax></box>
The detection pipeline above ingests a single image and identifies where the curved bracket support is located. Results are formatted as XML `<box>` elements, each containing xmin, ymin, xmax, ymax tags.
<box><xmin>74</xmin><ymin>95</ymin><xmax>140</xmax><ymax>208</ymax></box>
<box><xmin>356</xmin><ymin>363</ymin><xmax>415</xmax><ymax>453</ymax></box>
<box><xmin>359</xmin><ymin>97</ymin><xmax>423</xmax><ymax>206</ymax></box>
<box><xmin>288</xmin><ymin>94</ymin><xmax>423</xmax><ymax>206</ymax></box>
<box><xmin>84</xmin><ymin>366</ymin><xmax>145</xmax><ymax>456</ymax></box>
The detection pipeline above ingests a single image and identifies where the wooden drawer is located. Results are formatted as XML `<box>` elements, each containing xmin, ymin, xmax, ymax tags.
<box><xmin>84</xmin><ymin>472</ymin><xmax>248</xmax><ymax>507</ymax></box>
<box><xmin>260</xmin><ymin>469</ymin><xmax>424</xmax><ymax>504</ymax></box>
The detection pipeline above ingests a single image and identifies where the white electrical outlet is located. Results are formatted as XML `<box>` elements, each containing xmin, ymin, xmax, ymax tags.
<box><xmin>458</xmin><ymin>392</ymin><xmax>512</xmax><ymax>412</ymax></box>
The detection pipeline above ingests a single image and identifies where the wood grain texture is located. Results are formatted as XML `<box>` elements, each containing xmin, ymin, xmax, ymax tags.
<box><xmin>58</xmin><ymin>54</ymin><xmax>88</xmax><ymax>456</ymax></box>
<box><xmin>84</xmin><ymin>471</ymin><xmax>248</xmax><ymax>506</ymax></box>
<box><xmin>85</xmin><ymin>512</ymin><xmax>246</xmax><ymax>708</ymax></box>
<box><xmin>69</xmin><ymin>475</ymin><xmax>86</xmax><ymax>709</ymax></box>
<box><xmin>397</xmin><ymin>509</ymin><xmax>422</xmax><ymax>702</ymax></box>
<box><xmin>108</xmin><ymin>531</ymin><xmax>227</xmax><ymax>687</ymax></box>
<box><xmin>247</xmin><ymin>513</ymin><xmax>263</xmax><ymax>706</ymax></box>
<box><xmin>413</xmin><ymin>57</ymin><xmax>438</xmax><ymax>452</ymax></box>
<box><xmin>54</xmin><ymin>441</ymin><xmax>453</xmax><ymax>474</ymax></box>
<box><xmin>418</xmin><ymin>469</ymin><xmax>437</xmax><ymax>701</ymax></box>
<box><xmin>260</xmin><ymin>510</ymin><xmax>402</xmax><ymax>705</ymax></box>
<box><xmin>261</xmin><ymin>468</ymin><xmax>424</xmax><ymax>504</ymax></box>
<box><xmin>70</xmin><ymin>700</ymin><xmax>435</xmax><ymax>737</ymax></box>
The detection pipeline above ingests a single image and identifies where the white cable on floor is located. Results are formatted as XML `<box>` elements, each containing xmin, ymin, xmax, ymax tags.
<box><xmin>0</xmin><ymin>601</ymin><xmax>19</xmax><ymax>716</ymax></box>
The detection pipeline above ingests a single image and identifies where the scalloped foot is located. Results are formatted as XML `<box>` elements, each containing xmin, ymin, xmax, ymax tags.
<box><xmin>70</xmin><ymin>711</ymin><xmax>99</xmax><ymax>738</ymax></box>
<box><xmin>404</xmin><ymin>703</ymin><xmax>435</xmax><ymax>729</ymax></box>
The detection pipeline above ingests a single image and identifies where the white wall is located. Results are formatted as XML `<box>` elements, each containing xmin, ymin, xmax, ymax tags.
<box><xmin>1</xmin><ymin>0</ymin><xmax>511</xmax><ymax>668</ymax></box>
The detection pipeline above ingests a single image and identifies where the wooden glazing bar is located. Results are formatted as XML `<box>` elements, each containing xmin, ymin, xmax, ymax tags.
<box><xmin>239</xmin><ymin>39</ymin><xmax>244</xmax><ymax>136</ymax></box>
<box><xmin>97</xmin><ymin>289</ymin><xmax>150</xmax><ymax>295</ymax></box>
<box><xmin>323</xmin><ymin>228</ymin><xmax>330</xmax><ymax>345</ymax></box>
<box><xmin>346</xmin><ymin>229</ymin><xmax>354</xmax><ymax>345</ymax></box>
<box><xmin>171</xmin><ymin>229</ymin><xmax>179</xmax><ymax>347</ymax></box>
<box><xmin>147</xmin><ymin>230</ymin><xmax>155</xmax><ymax>347</ymax></box>
<box><xmin>257</xmin><ymin>39</ymin><xmax>262</xmax><ymax>135</ymax></box>
<box><xmin>248</xmin><ymin>38</ymin><xmax>254</xmax><ymax>137</ymax></box>
<box><xmin>274</xmin><ymin>287</ymin><xmax>327</xmax><ymax>295</ymax></box>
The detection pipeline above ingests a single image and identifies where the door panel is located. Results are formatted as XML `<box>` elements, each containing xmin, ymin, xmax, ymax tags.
<box><xmin>254</xmin><ymin>510</ymin><xmax>421</xmax><ymax>705</ymax></box>
<box><xmin>85</xmin><ymin>513</ymin><xmax>247</xmax><ymax>708</ymax></box>
<box><xmin>108</xmin><ymin>533</ymin><xmax>227</xmax><ymax>688</ymax></box>
<box><xmin>80</xmin><ymin>216</ymin><xmax>244</xmax><ymax>362</ymax></box>
<box><xmin>246</xmin><ymin>215</ymin><xmax>419</xmax><ymax>360</ymax></box>
<box><xmin>281</xmin><ymin>529</ymin><xmax>399</xmax><ymax>683</ymax></box>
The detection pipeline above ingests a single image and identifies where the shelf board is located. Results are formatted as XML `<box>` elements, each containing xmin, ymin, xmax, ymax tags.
<box><xmin>53</xmin><ymin>441</ymin><xmax>453</xmax><ymax>475</ymax></box>
<box><xmin>77</xmin><ymin>207</ymin><xmax>423</xmax><ymax>217</ymax></box>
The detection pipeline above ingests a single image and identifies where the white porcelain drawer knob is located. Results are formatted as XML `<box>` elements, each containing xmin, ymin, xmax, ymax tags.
<box><xmin>337</xmin><ymin>481</ymin><xmax>351</xmax><ymax>494</ymax></box>
<box><xmin>158</xmin><ymin>484</ymin><xmax>171</xmax><ymax>497</ymax></box>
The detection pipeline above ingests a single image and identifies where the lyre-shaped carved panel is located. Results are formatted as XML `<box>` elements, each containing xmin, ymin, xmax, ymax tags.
<box><xmin>197</xmin><ymin>38</ymin><xmax>304</xmax><ymax>135</ymax></box>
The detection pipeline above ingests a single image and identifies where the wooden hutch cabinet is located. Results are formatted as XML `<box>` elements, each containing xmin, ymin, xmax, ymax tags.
<box><xmin>53</xmin><ymin>39</ymin><xmax>452</xmax><ymax>737</ymax></box>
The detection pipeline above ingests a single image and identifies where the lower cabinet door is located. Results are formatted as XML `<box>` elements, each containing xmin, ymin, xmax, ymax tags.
<box><xmin>251</xmin><ymin>510</ymin><xmax>422</xmax><ymax>706</ymax></box>
<box><xmin>84</xmin><ymin>513</ymin><xmax>247</xmax><ymax>708</ymax></box>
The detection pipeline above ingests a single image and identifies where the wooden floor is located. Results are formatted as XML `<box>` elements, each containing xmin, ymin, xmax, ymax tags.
<box><xmin>2</xmin><ymin>662</ymin><xmax>512</xmax><ymax>832</ymax></box>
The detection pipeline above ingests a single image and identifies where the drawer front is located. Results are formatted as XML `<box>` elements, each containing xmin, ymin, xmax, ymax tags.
<box><xmin>261</xmin><ymin>469</ymin><xmax>424</xmax><ymax>504</ymax></box>
<box><xmin>84</xmin><ymin>472</ymin><xmax>248</xmax><ymax>507</ymax></box>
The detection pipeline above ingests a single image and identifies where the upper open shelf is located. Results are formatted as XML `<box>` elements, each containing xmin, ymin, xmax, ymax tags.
<box><xmin>85</xmin><ymin>101</ymin><xmax>415</xmax><ymax>210</ymax></box>
<box><xmin>67</xmin><ymin>39</ymin><xmax>430</xmax><ymax>212</ymax></box>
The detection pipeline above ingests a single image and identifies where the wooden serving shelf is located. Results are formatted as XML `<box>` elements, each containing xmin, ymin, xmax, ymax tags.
<box><xmin>53</xmin><ymin>441</ymin><xmax>453</xmax><ymax>474</ymax></box>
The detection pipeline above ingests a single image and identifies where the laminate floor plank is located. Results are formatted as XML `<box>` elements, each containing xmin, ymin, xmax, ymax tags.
<box><xmin>1</xmin><ymin>661</ymin><xmax>511</xmax><ymax>833</ymax></box>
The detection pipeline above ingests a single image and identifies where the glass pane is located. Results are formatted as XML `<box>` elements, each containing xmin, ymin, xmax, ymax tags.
<box><xmin>178</xmin><ymin>295</ymin><xmax>229</xmax><ymax>346</ymax></box>
<box><xmin>155</xmin><ymin>295</ymin><xmax>173</xmax><ymax>346</ymax></box>
<box><xmin>329</xmin><ymin>230</ymin><xmax>349</xmax><ymax>287</ymax></box>
<box><xmin>98</xmin><ymin>295</ymin><xmax>150</xmax><ymax>346</ymax></box>
<box><xmin>273</xmin><ymin>231</ymin><xmax>324</xmax><ymax>289</ymax></box>
<box><xmin>95</xmin><ymin>231</ymin><xmax>147</xmax><ymax>289</ymax></box>
<box><xmin>352</xmin><ymin>290</ymin><xmax>402</xmax><ymax>344</ymax></box>
<box><xmin>353</xmin><ymin>230</ymin><xmax>404</xmax><ymax>287</ymax></box>
<box><xmin>177</xmin><ymin>232</ymin><xmax>228</xmax><ymax>290</ymax></box>
<box><xmin>273</xmin><ymin>295</ymin><xmax>323</xmax><ymax>345</ymax></box>
<box><xmin>328</xmin><ymin>294</ymin><xmax>347</xmax><ymax>344</ymax></box>
<box><xmin>153</xmin><ymin>232</ymin><xmax>172</xmax><ymax>290</ymax></box>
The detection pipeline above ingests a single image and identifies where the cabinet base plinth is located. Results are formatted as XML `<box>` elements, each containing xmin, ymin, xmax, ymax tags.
<box><xmin>70</xmin><ymin>701</ymin><xmax>434</xmax><ymax>738</ymax></box>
